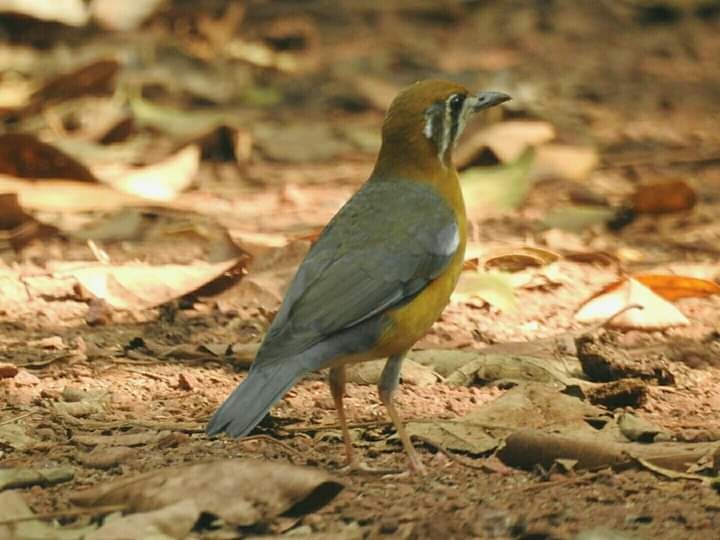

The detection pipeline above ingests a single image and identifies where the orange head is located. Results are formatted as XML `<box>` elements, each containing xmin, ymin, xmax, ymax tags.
<box><xmin>372</xmin><ymin>80</ymin><xmax>510</xmax><ymax>181</ymax></box>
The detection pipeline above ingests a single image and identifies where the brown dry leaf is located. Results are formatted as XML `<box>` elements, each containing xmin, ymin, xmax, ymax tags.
<box><xmin>483</xmin><ymin>246</ymin><xmax>559</xmax><ymax>272</ymax></box>
<box><xmin>55</xmin><ymin>257</ymin><xmax>242</xmax><ymax>310</ymax></box>
<box><xmin>575</xmin><ymin>278</ymin><xmax>689</xmax><ymax>329</ymax></box>
<box><xmin>30</xmin><ymin>59</ymin><xmax>119</xmax><ymax>106</ymax></box>
<box><xmin>0</xmin><ymin>134</ymin><xmax>97</xmax><ymax>181</ymax></box>
<box><xmin>0</xmin><ymin>174</ymin><xmax>153</xmax><ymax>212</ymax></box>
<box><xmin>563</xmin><ymin>250</ymin><xmax>619</xmax><ymax>266</ymax></box>
<box><xmin>634</xmin><ymin>274</ymin><xmax>720</xmax><ymax>301</ymax></box>
<box><xmin>406</xmin><ymin>419</ymin><xmax>501</xmax><ymax>455</ymax></box>
<box><xmin>409</xmin><ymin>384</ymin><xmax>607</xmax><ymax>458</ymax></box>
<box><xmin>631</xmin><ymin>180</ymin><xmax>696</xmax><ymax>214</ymax></box>
<box><xmin>0</xmin><ymin>362</ymin><xmax>19</xmax><ymax>378</ymax></box>
<box><xmin>456</xmin><ymin>121</ymin><xmax>555</xmax><ymax>168</ymax></box>
<box><xmin>93</xmin><ymin>145</ymin><xmax>200</xmax><ymax>201</ymax></box>
<box><xmin>70</xmin><ymin>459</ymin><xmax>343</xmax><ymax>527</ymax></box>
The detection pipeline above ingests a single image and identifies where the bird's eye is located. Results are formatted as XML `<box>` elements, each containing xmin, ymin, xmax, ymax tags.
<box><xmin>448</xmin><ymin>94</ymin><xmax>465</xmax><ymax>113</ymax></box>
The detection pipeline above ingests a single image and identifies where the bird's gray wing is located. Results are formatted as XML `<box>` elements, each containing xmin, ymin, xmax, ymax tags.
<box><xmin>255</xmin><ymin>179</ymin><xmax>459</xmax><ymax>364</ymax></box>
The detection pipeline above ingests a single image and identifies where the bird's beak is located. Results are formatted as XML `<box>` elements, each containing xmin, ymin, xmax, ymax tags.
<box><xmin>470</xmin><ymin>91</ymin><xmax>511</xmax><ymax>112</ymax></box>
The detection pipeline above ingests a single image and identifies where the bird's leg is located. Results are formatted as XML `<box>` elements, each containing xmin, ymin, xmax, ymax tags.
<box><xmin>378</xmin><ymin>353</ymin><xmax>425</xmax><ymax>474</ymax></box>
<box><xmin>328</xmin><ymin>365</ymin><xmax>355</xmax><ymax>467</ymax></box>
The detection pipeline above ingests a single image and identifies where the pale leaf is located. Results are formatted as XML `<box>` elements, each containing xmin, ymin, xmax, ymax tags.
<box><xmin>575</xmin><ymin>278</ymin><xmax>689</xmax><ymax>329</ymax></box>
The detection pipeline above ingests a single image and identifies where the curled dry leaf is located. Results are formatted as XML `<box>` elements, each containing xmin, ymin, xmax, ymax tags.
<box><xmin>57</xmin><ymin>257</ymin><xmax>243</xmax><ymax>310</ymax></box>
<box><xmin>483</xmin><ymin>246</ymin><xmax>559</xmax><ymax>272</ymax></box>
<box><xmin>630</xmin><ymin>180</ymin><xmax>696</xmax><ymax>214</ymax></box>
<box><xmin>69</xmin><ymin>459</ymin><xmax>343</xmax><ymax>527</ymax></box>
<box><xmin>575</xmin><ymin>278</ymin><xmax>689</xmax><ymax>329</ymax></box>
<box><xmin>93</xmin><ymin>145</ymin><xmax>200</xmax><ymax>201</ymax></box>
<box><xmin>633</xmin><ymin>274</ymin><xmax>720</xmax><ymax>301</ymax></box>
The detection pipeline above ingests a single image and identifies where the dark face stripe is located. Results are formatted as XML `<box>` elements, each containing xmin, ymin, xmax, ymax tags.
<box><xmin>423</xmin><ymin>92</ymin><xmax>468</xmax><ymax>163</ymax></box>
<box><xmin>446</xmin><ymin>93</ymin><xmax>466</xmax><ymax>149</ymax></box>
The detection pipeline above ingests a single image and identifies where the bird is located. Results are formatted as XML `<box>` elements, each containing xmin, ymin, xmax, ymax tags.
<box><xmin>207</xmin><ymin>80</ymin><xmax>510</xmax><ymax>472</ymax></box>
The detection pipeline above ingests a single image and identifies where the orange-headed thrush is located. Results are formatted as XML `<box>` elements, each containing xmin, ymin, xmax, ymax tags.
<box><xmin>207</xmin><ymin>80</ymin><xmax>510</xmax><ymax>472</ymax></box>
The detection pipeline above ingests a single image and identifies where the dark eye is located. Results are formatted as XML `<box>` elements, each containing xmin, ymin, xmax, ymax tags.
<box><xmin>448</xmin><ymin>94</ymin><xmax>465</xmax><ymax>113</ymax></box>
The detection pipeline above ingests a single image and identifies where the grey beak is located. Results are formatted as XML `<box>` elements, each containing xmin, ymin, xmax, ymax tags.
<box><xmin>472</xmin><ymin>91</ymin><xmax>511</xmax><ymax>112</ymax></box>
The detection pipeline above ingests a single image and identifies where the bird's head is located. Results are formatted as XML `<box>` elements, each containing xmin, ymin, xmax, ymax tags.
<box><xmin>372</xmin><ymin>80</ymin><xmax>510</xmax><ymax>181</ymax></box>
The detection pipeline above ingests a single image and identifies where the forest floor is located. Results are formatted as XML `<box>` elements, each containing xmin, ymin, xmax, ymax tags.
<box><xmin>1</xmin><ymin>1</ymin><xmax>720</xmax><ymax>539</ymax></box>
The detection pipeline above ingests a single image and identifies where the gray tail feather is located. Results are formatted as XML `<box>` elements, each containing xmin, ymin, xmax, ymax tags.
<box><xmin>206</xmin><ymin>361</ymin><xmax>306</xmax><ymax>437</ymax></box>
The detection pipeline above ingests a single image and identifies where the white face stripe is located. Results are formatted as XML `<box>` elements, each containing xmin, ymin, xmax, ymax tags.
<box><xmin>423</xmin><ymin>113</ymin><xmax>435</xmax><ymax>139</ymax></box>
<box><xmin>423</xmin><ymin>93</ymin><xmax>474</xmax><ymax>165</ymax></box>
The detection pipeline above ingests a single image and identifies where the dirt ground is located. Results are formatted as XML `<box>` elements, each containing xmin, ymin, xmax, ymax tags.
<box><xmin>1</xmin><ymin>1</ymin><xmax>720</xmax><ymax>539</ymax></box>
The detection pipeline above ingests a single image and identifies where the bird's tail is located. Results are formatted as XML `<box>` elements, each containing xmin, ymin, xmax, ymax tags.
<box><xmin>206</xmin><ymin>361</ymin><xmax>306</xmax><ymax>437</ymax></box>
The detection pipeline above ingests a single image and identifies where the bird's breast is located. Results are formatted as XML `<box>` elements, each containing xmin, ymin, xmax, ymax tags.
<box><xmin>373</xmin><ymin>175</ymin><xmax>467</xmax><ymax>358</ymax></box>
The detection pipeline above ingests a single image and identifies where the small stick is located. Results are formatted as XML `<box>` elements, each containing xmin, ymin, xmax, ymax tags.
<box><xmin>281</xmin><ymin>419</ymin><xmax>394</xmax><ymax>433</ymax></box>
<box><xmin>236</xmin><ymin>434</ymin><xmax>302</xmax><ymax>458</ymax></box>
<box><xmin>0</xmin><ymin>412</ymin><xmax>34</xmax><ymax>427</ymax></box>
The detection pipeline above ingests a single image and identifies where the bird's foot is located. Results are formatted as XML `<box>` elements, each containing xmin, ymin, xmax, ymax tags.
<box><xmin>338</xmin><ymin>460</ymin><xmax>401</xmax><ymax>475</ymax></box>
<box><xmin>337</xmin><ymin>455</ymin><xmax>426</xmax><ymax>477</ymax></box>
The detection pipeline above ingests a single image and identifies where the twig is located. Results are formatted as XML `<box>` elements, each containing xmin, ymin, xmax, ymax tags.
<box><xmin>117</xmin><ymin>366</ymin><xmax>169</xmax><ymax>381</ymax></box>
<box><xmin>632</xmin><ymin>455</ymin><xmax>714</xmax><ymax>484</ymax></box>
<box><xmin>282</xmin><ymin>418</ymin><xmax>512</xmax><ymax>435</ymax></box>
<box><xmin>281</xmin><ymin>419</ymin><xmax>394</xmax><ymax>433</ymax></box>
<box><xmin>0</xmin><ymin>412</ymin><xmax>34</xmax><ymax>427</ymax></box>
<box><xmin>0</xmin><ymin>504</ymin><xmax>126</xmax><ymax>526</ymax></box>
<box><xmin>50</xmin><ymin>414</ymin><xmax>204</xmax><ymax>433</ymax></box>
<box><xmin>236</xmin><ymin>434</ymin><xmax>302</xmax><ymax>458</ymax></box>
